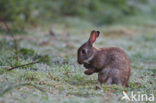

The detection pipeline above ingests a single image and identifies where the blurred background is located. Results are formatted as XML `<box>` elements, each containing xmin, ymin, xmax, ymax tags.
<box><xmin>0</xmin><ymin>0</ymin><xmax>156</xmax><ymax>32</ymax></box>
<box><xmin>0</xmin><ymin>0</ymin><xmax>156</xmax><ymax>103</ymax></box>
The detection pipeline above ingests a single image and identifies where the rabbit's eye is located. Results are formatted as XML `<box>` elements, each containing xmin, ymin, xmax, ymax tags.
<box><xmin>82</xmin><ymin>49</ymin><xmax>86</xmax><ymax>54</ymax></box>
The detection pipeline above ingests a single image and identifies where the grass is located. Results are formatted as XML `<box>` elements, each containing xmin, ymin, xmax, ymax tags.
<box><xmin>0</xmin><ymin>16</ymin><xmax>156</xmax><ymax>103</ymax></box>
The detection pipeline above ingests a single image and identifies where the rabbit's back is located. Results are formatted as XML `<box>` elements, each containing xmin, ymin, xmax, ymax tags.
<box><xmin>92</xmin><ymin>47</ymin><xmax>130</xmax><ymax>70</ymax></box>
<box><xmin>95</xmin><ymin>47</ymin><xmax>130</xmax><ymax>86</ymax></box>
<box><xmin>104</xmin><ymin>47</ymin><xmax>130</xmax><ymax>70</ymax></box>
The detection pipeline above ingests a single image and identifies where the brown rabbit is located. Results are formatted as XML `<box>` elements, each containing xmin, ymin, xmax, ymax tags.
<box><xmin>77</xmin><ymin>30</ymin><xmax>130</xmax><ymax>87</ymax></box>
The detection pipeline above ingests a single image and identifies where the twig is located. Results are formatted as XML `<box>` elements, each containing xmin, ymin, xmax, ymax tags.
<box><xmin>0</xmin><ymin>17</ymin><xmax>19</xmax><ymax>64</ymax></box>
<box><xmin>48</xmin><ymin>72</ymin><xmax>54</xmax><ymax>80</ymax></box>
<box><xmin>0</xmin><ymin>17</ymin><xmax>13</xmax><ymax>35</ymax></box>
<box><xmin>8</xmin><ymin>60</ymin><xmax>40</xmax><ymax>71</ymax></box>
<box><xmin>0</xmin><ymin>17</ymin><xmax>40</xmax><ymax>71</ymax></box>
<box><xmin>13</xmin><ymin>38</ymin><xmax>19</xmax><ymax>62</ymax></box>
<box><xmin>0</xmin><ymin>58</ymin><xmax>3</xmax><ymax>64</ymax></box>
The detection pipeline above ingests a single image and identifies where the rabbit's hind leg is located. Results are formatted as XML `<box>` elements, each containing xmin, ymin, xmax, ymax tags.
<box><xmin>98</xmin><ymin>75</ymin><xmax>112</xmax><ymax>85</ymax></box>
<box><xmin>105</xmin><ymin>77</ymin><xmax>112</xmax><ymax>85</ymax></box>
<box><xmin>98</xmin><ymin>68</ymin><xmax>110</xmax><ymax>84</ymax></box>
<box><xmin>111</xmin><ymin>77</ymin><xmax>123</xmax><ymax>86</ymax></box>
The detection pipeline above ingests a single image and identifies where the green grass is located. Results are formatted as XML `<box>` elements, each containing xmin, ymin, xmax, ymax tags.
<box><xmin>0</xmin><ymin>17</ymin><xmax>156</xmax><ymax>103</ymax></box>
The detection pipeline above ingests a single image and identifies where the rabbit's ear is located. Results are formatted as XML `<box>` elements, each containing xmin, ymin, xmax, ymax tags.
<box><xmin>88</xmin><ymin>30</ymin><xmax>100</xmax><ymax>45</ymax></box>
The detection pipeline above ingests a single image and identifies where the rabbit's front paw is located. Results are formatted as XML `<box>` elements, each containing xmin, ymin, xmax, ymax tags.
<box><xmin>84</xmin><ymin>69</ymin><xmax>95</xmax><ymax>75</ymax></box>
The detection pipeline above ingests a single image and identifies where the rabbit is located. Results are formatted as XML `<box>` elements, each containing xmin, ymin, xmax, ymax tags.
<box><xmin>77</xmin><ymin>30</ymin><xmax>130</xmax><ymax>87</ymax></box>
<box><xmin>83</xmin><ymin>63</ymin><xmax>98</xmax><ymax>75</ymax></box>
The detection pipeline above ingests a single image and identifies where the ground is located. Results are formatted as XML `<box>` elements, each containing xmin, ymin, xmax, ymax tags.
<box><xmin>0</xmin><ymin>17</ymin><xmax>156</xmax><ymax>103</ymax></box>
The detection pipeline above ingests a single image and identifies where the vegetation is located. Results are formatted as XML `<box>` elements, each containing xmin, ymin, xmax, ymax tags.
<box><xmin>0</xmin><ymin>16</ymin><xmax>156</xmax><ymax>102</ymax></box>
<box><xmin>0</xmin><ymin>0</ymin><xmax>156</xmax><ymax>31</ymax></box>
<box><xmin>0</xmin><ymin>0</ymin><xmax>156</xmax><ymax>103</ymax></box>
